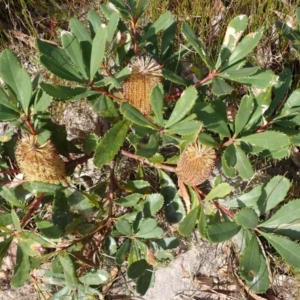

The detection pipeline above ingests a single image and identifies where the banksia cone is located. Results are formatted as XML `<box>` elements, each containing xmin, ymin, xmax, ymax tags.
<box><xmin>15</xmin><ymin>135</ymin><xmax>65</xmax><ymax>184</ymax></box>
<box><xmin>122</xmin><ymin>56</ymin><xmax>162</xmax><ymax>115</ymax></box>
<box><xmin>176</xmin><ymin>141</ymin><xmax>216</xmax><ymax>186</ymax></box>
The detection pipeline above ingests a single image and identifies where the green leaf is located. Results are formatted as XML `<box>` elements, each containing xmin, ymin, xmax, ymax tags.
<box><xmin>0</xmin><ymin>185</ymin><xmax>25</xmax><ymax>208</ymax></box>
<box><xmin>215</xmin><ymin>15</ymin><xmax>248</xmax><ymax>70</ymax></box>
<box><xmin>194</xmin><ymin>103</ymin><xmax>230</xmax><ymax>137</ymax></box>
<box><xmin>0</xmin><ymin>236</ymin><xmax>13</xmax><ymax>267</ymax></box>
<box><xmin>0</xmin><ymin>86</ymin><xmax>20</xmax><ymax>112</ymax></box>
<box><xmin>107</xmin><ymin>11</ymin><xmax>119</xmax><ymax>42</ymax></box>
<box><xmin>36</xmin><ymin>219</ymin><xmax>62</xmax><ymax>239</ymax></box>
<box><xmin>260</xmin><ymin>231</ymin><xmax>300</xmax><ymax>270</ymax></box>
<box><xmin>279</xmin><ymin>89</ymin><xmax>300</xmax><ymax>117</ymax></box>
<box><xmin>0</xmin><ymin>104</ymin><xmax>20</xmax><ymax>121</ymax></box>
<box><xmin>221</xmin><ymin>154</ymin><xmax>236</xmax><ymax>178</ymax></box>
<box><xmin>143</xmin><ymin>194</ymin><xmax>164</xmax><ymax>218</ymax></box>
<box><xmin>165</xmin><ymin>85</ymin><xmax>198</xmax><ymax>128</ymax></box>
<box><xmin>83</xmin><ymin>133</ymin><xmax>98</xmax><ymax>155</ymax></box>
<box><xmin>141</xmin><ymin>11</ymin><xmax>173</xmax><ymax>42</ymax></box>
<box><xmin>70</xmin><ymin>18</ymin><xmax>92</xmax><ymax>43</ymax></box>
<box><xmin>258</xmin><ymin>199</ymin><xmax>300</xmax><ymax>239</ymax></box>
<box><xmin>88</xmin><ymin>10</ymin><xmax>103</xmax><ymax>38</ymax></box>
<box><xmin>227</xmin><ymin>28</ymin><xmax>264</xmax><ymax>67</ymax></box>
<box><xmin>165</xmin><ymin>119</ymin><xmax>201</xmax><ymax>135</ymax></box>
<box><xmin>10</xmin><ymin>245</ymin><xmax>31</xmax><ymax>288</ymax></box>
<box><xmin>204</xmin><ymin>183</ymin><xmax>232</xmax><ymax>201</ymax></box>
<box><xmin>135</xmin><ymin>0</ymin><xmax>151</xmax><ymax>19</ymax></box>
<box><xmin>94</xmin><ymin>119</ymin><xmax>131</xmax><ymax>168</ymax></box>
<box><xmin>207</xmin><ymin>221</ymin><xmax>241</xmax><ymax>243</ymax></box>
<box><xmin>182</xmin><ymin>23</ymin><xmax>213</xmax><ymax>69</ymax></box>
<box><xmin>58</xmin><ymin>252</ymin><xmax>79</xmax><ymax>289</ymax></box>
<box><xmin>136</xmin><ymin>133</ymin><xmax>159</xmax><ymax>158</ymax></box>
<box><xmin>136</xmin><ymin>266</ymin><xmax>154</xmax><ymax>296</ymax></box>
<box><xmin>0</xmin><ymin>50</ymin><xmax>32</xmax><ymax>113</ymax></box>
<box><xmin>79</xmin><ymin>269</ymin><xmax>109</xmax><ymax>285</ymax></box>
<box><xmin>212</xmin><ymin>77</ymin><xmax>233</xmax><ymax>96</ymax></box>
<box><xmin>11</xmin><ymin>209</ymin><xmax>21</xmax><ymax>232</ymax></box>
<box><xmin>223</xmin><ymin>143</ymin><xmax>236</xmax><ymax>168</ymax></box>
<box><xmin>235</xmin><ymin>208</ymin><xmax>258</xmax><ymax>229</ymax></box>
<box><xmin>116</xmin><ymin>239</ymin><xmax>131</xmax><ymax>265</ymax></box>
<box><xmin>120</xmin><ymin>102</ymin><xmax>156</xmax><ymax>129</ymax></box>
<box><xmin>31</xmin><ymin>181</ymin><xmax>64</xmax><ymax>193</ymax></box>
<box><xmin>150</xmin><ymin>83</ymin><xmax>164</xmax><ymax>126</ymax></box>
<box><xmin>36</xmin><ymin>39</ymin><xmax>84</xmax><ymax>83</ymax></box>
<box><xmin>61</xmin><ymin>31</ymin><xmax>88</xmax><ymax>79</ymax></box>
<box><xmin>234</xmin><ymin>95</ymin><xmax>254</xmax><ymax>137</ymax></box>
<box><xmin>219</xmin><ymin>67</ymin><xmax>260</xmax><ymax>79</ymax></box>
<box><xmin>254</xmin><ymin>176</ymin><xmax>290</xmax><ymax>216</ymax></box>
<box><xmin>127</xmin><ymin>259</ymin><xmax>149</xmax><ymax>279</ymax></box>
<box><xmin>0</xmin><ymin>213</ymin><xmax>13</xmax><ymax>226</ymax></box>
<box><xmin>233</xmin><ymin>70</ymin><xmax>278</xmax><ymax>88</ymax></box>
<box><xmin>136</xmin><ymin>219</ymin><xmax>163</xmax><ymax>239</ymax></box>
<box><xmin>178</xmin><ymin>206</ymin><xmax>200</xmax><ymax>237</ymax></box>
<box><xmin>115</xmin><ymin>193</ymin><xmax>143</xmax><ymax>207</ymax></box>
<box><xmin>235</xmin><ymin>145</ymin><xmax>254</xmax><ymax>179</ymax></box>
<box><xmin>239</xmin><ymin>234</ymin><xmax>261</xmax><ymax>282</ymax></box>
<box><xmin>116</xmin><ymin>219</ymin><xmax>133</xmax><ymax>236</ymax></box>
<box><xmin>198</xmin><ymin>205</ymin><xmax>208</xmax><ymax>239</ymax></box>
<box><xmin>90</xmin><ymin>25</ymin><xmax>107</xmax><ymax>80</ymax></box>
<box><xmin>162</xmin><ymin>69</ymin><xmax>188</xmax><ymax>86</ymax></box>
<box><xmin>159</xmin><ymin>170</ymin><xmax>186</xmax><ymax>223</ymax></box>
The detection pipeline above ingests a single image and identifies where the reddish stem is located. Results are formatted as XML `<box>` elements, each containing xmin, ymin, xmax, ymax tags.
<box><xmin>91</xmin><ymin>86</ymin><xmax>123</xmax><ymax>101</ymax></box>
<box><xmin>213</xmin><ymin>201</ymin><xmax>235</xmax><ymax>219</ymax></box>
<box><xmin>21</xmin><ymin>192</ymin><xmax>45</xmax><ymax>227</ymax></box>
<box><xmin>164</xmin><ymin>71</ymin><xmax>218</xmax><ymax>101</ymax></box>
<box><xmin>25</xmin><ymin>118</ymin><xmax>37</xmax><ymax>135</ymax></box>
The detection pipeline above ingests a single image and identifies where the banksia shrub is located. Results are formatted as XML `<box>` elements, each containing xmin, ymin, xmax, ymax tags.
<box><xmin>176</xmin><ymin>140</ymin><xmax>216</xmax><ymax>186</ymax></box>
<box><xmin>15</xmin><ymin>135</ymin><xmax>65</xmax><ymax>183</ymax></box>
<box><xmin>122</xmin><ymin>56</ymin><xmax>162</xmax><ymax>115</ymax></box>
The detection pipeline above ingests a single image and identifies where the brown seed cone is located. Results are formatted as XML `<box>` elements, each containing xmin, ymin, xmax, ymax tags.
<box><xmin>122</xmin><ymin>57</ymin><xmax>162</xmax><ymax>115</ymax></box>
<box><xmin>176</xmin><ymin>141</ymin><xmax>216</xmax><ymax>186</ymax></box>
<box><xmin>15</xmin><ymin>135</ymin><xmax>65</xmax><ymax>184</ymax></box>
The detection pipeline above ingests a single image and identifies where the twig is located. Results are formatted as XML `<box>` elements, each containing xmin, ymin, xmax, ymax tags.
<box><xmin>91</xmin><ymin>86</ymin><xmax>123</xmax><ymax>101</ymax></box>
<box><xmin>120</xmin><ymin>149</ymin><xmax>177</xmax><ymax>172</ymax></box>
<box><xmin>21</xmin><ymin>192</ymin><xmax>45</xmax><ymax>227</ymax></box>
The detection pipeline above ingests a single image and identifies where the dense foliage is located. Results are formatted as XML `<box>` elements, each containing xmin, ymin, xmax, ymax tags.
<box><xmin>0</xmin><ymin>0</ymin><xmax>300</xmax><ymax>298</ymax></box>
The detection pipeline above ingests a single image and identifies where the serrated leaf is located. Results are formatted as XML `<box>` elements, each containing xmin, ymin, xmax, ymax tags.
<box><xmin>10</xmin><ymin>245</ymin><xmax>31</xmax><ymax>288</ymax></box>
<box><xmin>219</xmin><ymin>67</ymin><xmax>260</xmax><ymax>80</ymax></box>
<box><xmin>0</xmin><ymin>104</ymin><xmax>20</xmax><ymax>121</ymax></box>
<box><xmin>235</xmin><ymin>145</ymin><xmax>254</xmax><ymax>179</ymax></box>
<box><xmin>136</xmin><ymin>266</ymin><xmax>154</xmax><ymax>295</ymax></box>
<box><xmin>79</xmin><ymin>269</ymin><xmax>109</xmax><ymax>285</ymax></box>
<box><xmin>61</xmin><ymin>31</ymin><xmax>88</xmax><ymax>79</ymax></box>
<box><xmin>0</xmin><ymin>185</ymin><xmax>25</xmax><ymax>208</ymax></box>
<box><xmin>198</xmin><ymin>205</ymin><xmax>208</xmax><ymax>239</ymax></box>
<box><xmin>258</xmin><ymin>199</ymin><xmax>300</xmax><ymax>239</ymax></box>
<box><xmin>136</xmin><ymin>133</ymin><xmax>159</xmax><ymax>158</ymax></box>
<box><xmin>212</xmin><ymin>77</ymin><xmax>233</xmax><ymax>95</ymax></box>
<box><xmin>227</xmin><ymin>28</ymin><xmax>264</xmax><ymax>67</ymax></box>
<box><xmin>143</xmin><ymin>194</ymin><xmax>164</xmax><ymax>217</ymax></box>
<box><xmin>136</xmin><ymin>219</ymin><xmax>163</xmax><ymax>239</ymax></box>
<box><xmin>94</xmin><ymin>119</ymin><xmax>130</xmax><ymax>168</ymax></box>
<box><xmin>150</xmin><ymin>84</ymin><xmax>164</xmax><ymax>126</ymax></box>
<box><xmin>127</xmin><ymin>259</ymin><xmax>149</xmax><ymax>279</ymax></box>
<box><xmin>83</xmin><ymin>133</ymin><xmax>98</xmax><ymax>155</ymax></box>
<box><xmin>235</xmin><ymin>208</ymin><xmax>258</xmax><ymax>229</ymax></box>
<box><xmin>115</xmin><ymin>193</ymin><xmax>143</xmax><ymax>207</ymax></box>
<box><xmin>239</xmin><ymin>234</ymin><xmax>261</xmax><ymax>282</ymax></box>
<box><xmin>142</xmin><ymin>11</ymin><xmax>173</xmax><ymax>42</ymax></box>
<box><xmin>221</xmin><ymin>154</ymin><xmax>236</xmax><ymax>178</ymax></box>
<box><xmin>178</xmin><ymin>206</ymin><xmax>200</xmax><ymax>237</ymax></box>
<box><xmin>37</xmin><ymin>39</ymin><xmax>85</xmax><ymax>82</ymax></box>
<box><xmin>120</xmin><ymin>102</ymin><xmax>156</xmax><ymax>129</ymax></box>
<box><xmin>0</xmin><ymin>50</ymin><xmax>32</xmax><ymax>113</ymax></box>
<box><xmin>207</xmin><ymin>221</ymin><xmax>241</xmax><ymax>243</ymax></box>
<box><xmin>279</xmin><ymin>88</ymin><xmax>300</xmax><ymax>117</ymax></box>
<box><xmin>194</xmin><ymin>103</ymin><xmax>230</xmax><ymax>137</ymax></box>
<box><xmin>204</xmin><ymin>183</ymin><xmax>232</xmax><ymax>201</ymax></box>
<box><xmin>36</xmin><ymin>219</ymin><xmax>62</xmax><ymax>239</ymax></box>
<box><xmin>233</xmin><ymin>70</ymin><xmax>278</xmax><ymax>88</ymax></box>
<box><xmin>215</xmin><ymin>15</ymin><xmax>248</xmax><ymax>70</ymax></box>
<box><xmin>165</xmin><ymin>85</ymin><xmax>198</xmax><ymax>128</ymax></box>
<box><xmin>116</xmin><ymin>239</ymin><xmax>131</xmax><ymax>265</ymax></box>
<box><xmin>159</xmin><ymin>170</ymin><xmax>186</xmax><ymax>223</ymax></box>
<box><xmin>234</xmin><ymin>95</ymin><xmax>254</xmax><ymax>137</ymax></box>
<box><xmin>115</xmin><ymin>219</ymin><xmax>133</xmax><ymax>236</ymax></box>
<box><xmin>90</xmin><ymin>25</ymin><xmax>107</xmax><ymax>80</ymax></box>
<box><xmin>0</xmin><ymin>86</ymin><xmax>20</xmax><ymax>112</ymax></box>
<box><xmin>58</xmin><ymin>252</ymin><xmax>79</xmax><ymax>289</ymax></box>
<box><xmin>223</xmin><ymin>143</ymin><xmax>237</xmax><ymax>168</ymax></box>
<box><xmin>260</xmin><ymin>231</ymin><xmax>300</xmax><ymax>270</ymax></box>
<box><xmin>254</xmin><ymin>176</ymin><xmax>290</xmax><ymax>216</ymax></box>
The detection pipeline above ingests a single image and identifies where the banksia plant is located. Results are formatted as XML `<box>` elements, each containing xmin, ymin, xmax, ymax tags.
<box><xmin>122</xmin><ymin>56</ymin><xmax>162</xmax><ymax>115</ymax></box>
<box><xmin>15</xmin><ymin>135</ymin><xmax>65</xmax><ymax>184</ymax></box>
<box><xmin>176</xmin><ymin>140</ymin><xmax>216</xmax><ymax>186</ymax></box>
